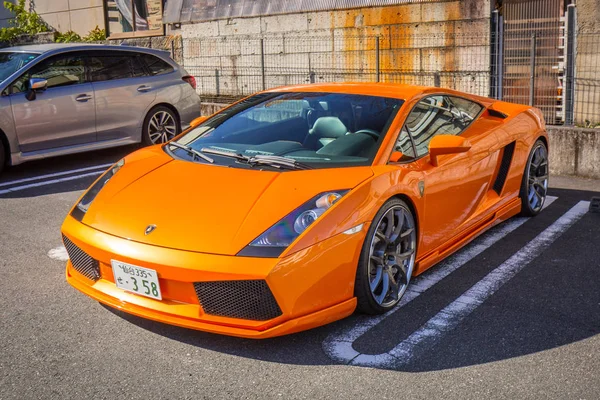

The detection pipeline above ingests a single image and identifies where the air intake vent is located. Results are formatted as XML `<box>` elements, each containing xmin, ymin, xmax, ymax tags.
<box><xmin>194</xmin><ymin>280</ymin><xmax>282</xmax><ymax>321</ymax></box>
<box><xmin>62</xmin><ymin>235</ymin><xmax>100</xmax><ymax>281</ymax></box>
<box><xmin>493</xmin><ymin>141</ymin><xmax>516</xmax><ymax>195</ymax></box>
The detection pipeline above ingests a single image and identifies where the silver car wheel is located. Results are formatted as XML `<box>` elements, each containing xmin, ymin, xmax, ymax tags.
<box><xmin>368</xmin><ymin>204</ymin><xmax>416</xmax><ymax>308</ymax></box>
<box><xmin>148</xmin><ymin>110</ymin><xmax>177</xmax><ymax>144</ymax></box>
<box><xmin>526</xmin><ymin>143</ymin><xmax>549</xmax><ymax>213</ymax></box>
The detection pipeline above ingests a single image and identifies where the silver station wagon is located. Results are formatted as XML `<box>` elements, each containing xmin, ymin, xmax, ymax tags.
<box><xmin>0</xmin><ymin>43</ymin><xmax>200</xmax><ymax>173</ymax></box>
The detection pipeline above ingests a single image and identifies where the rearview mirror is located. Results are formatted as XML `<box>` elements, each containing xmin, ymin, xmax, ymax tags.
<box><xmin>429</xmin><ymin>135</ymin><xmax>471</xmax><ymax>167</ymax></box>
<box><xmin>25</xmin><ymin>78</ymin><xmax>47</xmax><ymax>101</ymax></box>
<box><xmin>190</xmin><ymin>115</ymin><xmax>208</xmax><ymax>128</ymax></box>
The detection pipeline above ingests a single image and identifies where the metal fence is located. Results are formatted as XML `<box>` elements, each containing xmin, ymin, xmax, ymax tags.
<box><xmin>182</xmin><ymin>29</ymin><xmax>600</xmax><ymax>127</ymax></box>
<box><xmin>183</xmin><ymin>33</ymin><xmax>490</xmax><ymax>101</ymax></box>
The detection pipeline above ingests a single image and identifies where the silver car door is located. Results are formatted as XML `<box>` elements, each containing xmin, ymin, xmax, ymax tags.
<box><xmin>8</xmin><ymin>52</ymin><xmax>96</xmax><ymax>153</ymax></box>
<box><xmin>87</xmin><ymin>50</ymin><xmax>157</xmax><ymax>142</ymax></box>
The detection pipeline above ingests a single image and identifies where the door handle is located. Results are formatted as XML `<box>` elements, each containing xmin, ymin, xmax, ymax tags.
<box><xmin>76</xmin><ymin>94</ymin><xmax>93</xmax><ymax>102</ymax></box>
<box><xmin>137</xmin><ymin>85</ymin><xmax>152</xmax><ymax>93</ymax></box>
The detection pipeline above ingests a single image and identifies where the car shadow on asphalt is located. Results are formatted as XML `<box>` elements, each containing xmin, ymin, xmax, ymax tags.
<box><xmin>100</xmin><ymin>190</ymin><xmax>600</xmax><ymax>372</ymax></box>
<box><xmin>0</xmin><ymin>145</ymin><xmax>139</xmax><ymax>198</ymax></box>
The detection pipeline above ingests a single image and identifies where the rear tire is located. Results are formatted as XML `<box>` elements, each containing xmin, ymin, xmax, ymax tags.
<box><xmin>355</xmin><ymin>198</ymin><xmax>417</xmax><ymax>315</ymax></box>
<box><xmin>142</xmin><ymin>106</ymin><xmax>180</xmax><ymax>146</ymax></box>
<box><xmin>519</xmin><ymin>140</ymin><xmax>549</xmax><ymax>217</ymax></box>
<box><xmin>0</xmin><ymin>139</ymin><xmax>5</xmax><ymax>175</ymax></box>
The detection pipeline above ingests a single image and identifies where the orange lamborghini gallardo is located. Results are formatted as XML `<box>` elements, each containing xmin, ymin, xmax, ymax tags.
<box><xmin>61</xmin><ymin>84</ymin><xmax>549</xmax><ymax>338</ymax></box>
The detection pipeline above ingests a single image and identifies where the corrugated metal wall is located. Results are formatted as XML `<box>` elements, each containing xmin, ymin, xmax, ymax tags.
<box><xmin>164</xmin><ymin>0</ymin><xmax>444</xmax><ymax>24</ymax></box>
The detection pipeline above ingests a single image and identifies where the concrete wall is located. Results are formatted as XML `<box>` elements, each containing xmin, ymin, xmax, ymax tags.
<box><xmin>548</xmin><ymin>126</ymin><xmax>600</xmax><ymax>179</ymax></box>
<box><xmin>574</xmin><ymin>0</ymin><xmax>600</xmax><ymax>126</ymax></box>
<box><xmin>180</xmin><ymin>0</ymin><xmax>491</xmax><ymax>98</ymax></box>
<box><xmin>0</xmin><ymin>0</ymin><xmax>106</xmax><ymax>36</ymax></box>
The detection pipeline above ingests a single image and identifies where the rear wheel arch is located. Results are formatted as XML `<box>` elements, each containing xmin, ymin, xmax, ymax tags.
<box><xmin>149</xmin><ymin>102</ymin><xmax>181</xmax><ymax>127</ymax></box>
<box><xmin>0</xmin><ymin>129</ymin><xmax>10</xmax><ymax>170</ymax></box>
<box><xmin>537</xmin><ymin>134</ymin><xmax>548</xmax><ymax>150</ymax></box>
<box><xmin>391</xmin><ymin>193</ymin><xmax>420</xmax><ymax>239</ymax></box>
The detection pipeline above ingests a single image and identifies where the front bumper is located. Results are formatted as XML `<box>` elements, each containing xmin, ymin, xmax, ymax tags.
<box><xmin>62</xmin><ymin>215</ymin><xmax>364</xmax><ymax>338</ymax></box>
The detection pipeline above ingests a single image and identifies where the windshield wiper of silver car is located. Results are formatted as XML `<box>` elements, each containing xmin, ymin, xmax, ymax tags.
<box><xmin>168</xmin><ymin>142</ymin><xmax>214</xmax><ymax>163</ymax></box>
<box><xmin>200</xmin><ymin>148</ymin><xmax>312</xmax><ymax>170</ymax></box>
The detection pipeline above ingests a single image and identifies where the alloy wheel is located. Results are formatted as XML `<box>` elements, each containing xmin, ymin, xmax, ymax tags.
<box><xmin>526</xmin><ymin>143</ymin><xmax>549</xmax><ymax>213</ymax></box>
<box><xmin>367</xmin><ymin>205</ymin><xmax>416</xmax><ymax>308</ymax></box>
<box><xmin>148</xmin><ymin>110</ymin><xmax>177</xmax><ymax>144</ymax></box>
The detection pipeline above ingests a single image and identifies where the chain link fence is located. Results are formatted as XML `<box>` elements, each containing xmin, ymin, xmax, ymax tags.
<box><xmin>182</xmin><ymin>28</ymin><xmax>600</xmax><ymax>127</ymax></box>
<box><xmin>183</xmin><ymin>33</ymin><xmax>490</xmax><ymax>103</ymax></box>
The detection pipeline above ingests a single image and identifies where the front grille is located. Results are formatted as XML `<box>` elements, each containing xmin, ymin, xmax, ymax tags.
<box><xmin>62</xmin><ymin>235</ymin><xmax>100</xmax><ymax>281</ymax></box>
<box><xmin>194</xmin><ymin>280</ymin><xmax>282</xmax><ymax>321</ymax></box>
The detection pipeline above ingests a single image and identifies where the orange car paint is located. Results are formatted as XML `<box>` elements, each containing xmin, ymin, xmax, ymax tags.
<box><xmin>62</xmin><ymin>83</ymin><xmax>548</xmax><ymax>338</ymax></box>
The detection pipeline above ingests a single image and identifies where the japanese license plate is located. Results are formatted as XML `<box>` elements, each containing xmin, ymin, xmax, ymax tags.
<box><xmin>111</xmin><ymin>260</ymin><xmax>162</xmax><ymax>300</ymax></box>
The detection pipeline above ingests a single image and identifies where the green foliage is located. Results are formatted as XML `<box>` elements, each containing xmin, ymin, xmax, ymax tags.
<box><xmin>0</xmin><ymin>0</ymin><xmax>50</xmax><ymax>42</ymax></box>
<box><xmin>83</xmin><ymin>26</ymin><xmax>106</xmax><ymax>42</ymax></box>
<box><xmin>54</xmin><ymin>30</ymin><xmax>81</xmax><ymax>43</ymax></box>
<box><xmin>55</xmin><ymin>26</ymin><xmax>106</xmax><ymax>43</ymax></box>
<box><xmin>0</xmin><ymin>1</ymin><xmax>106</xmax><ymax>44</ymax></box>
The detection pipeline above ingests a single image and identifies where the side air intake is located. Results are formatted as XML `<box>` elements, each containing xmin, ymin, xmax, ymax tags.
<box><xmin>493</xmin><ymin>141</ymin><xmax>516</xmax><ymax>195</ymax></box>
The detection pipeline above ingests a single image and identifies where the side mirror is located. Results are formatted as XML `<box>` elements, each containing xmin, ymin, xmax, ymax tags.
<box><xmin>25</xmin><ymin>78</ymin><xmax>47</xmax><ymax>101</ymax></box>
<box><xmin>190</xmin><ymin>115</ymin><xmax>208</xmax><ymax>128</ymax></box>
<box><xmin>429</xmin><ymin>135</ymin><xmax>471</xmax><ymax>167</ymax></box>
<box><xmin>389</xmin><ymin>151</ymin><xmax>404</xmax><ymax>163</ymax></box>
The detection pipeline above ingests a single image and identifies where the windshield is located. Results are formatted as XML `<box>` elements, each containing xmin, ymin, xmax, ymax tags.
<box><xmin>0</xmin><ymin>52</ymin><xmax>39</xmax><ymax>83</ymax></box>
<box><xmin>171</xmin><ymin>92</ymin><xmax>404</xmax><ymax>170</ymax></box>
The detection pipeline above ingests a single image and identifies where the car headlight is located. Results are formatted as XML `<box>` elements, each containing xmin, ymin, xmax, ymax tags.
<box><xmin>70</xmin><ymin>159</ymin><xmax>125</xmax><ymax>221</ymax></box>
<box><xmin>237</xmin><ymin>190</ymin><xmax>349</xmax><ymax>258</ymax></box>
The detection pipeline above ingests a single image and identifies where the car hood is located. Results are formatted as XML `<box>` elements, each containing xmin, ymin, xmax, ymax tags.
<box><xmin>83</xmin><ymin>148</ymin><xmax>374</xmax><ymax>255</ymax></box>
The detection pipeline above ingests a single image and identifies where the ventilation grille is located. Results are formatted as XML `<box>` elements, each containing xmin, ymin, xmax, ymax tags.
<box><xmin>62</xmin><ymin>235</ymin><xmax>100</xmax><ymax>281</ymax></box>
<box><xmin>194</xmin><ymin>280</ymin><xmax>282</xmax><ymax>321</ymax></box>
<box><xmin>493</xmin><ymin>141</ymin><xmax>516</xmax><ymax>195</ymax></box>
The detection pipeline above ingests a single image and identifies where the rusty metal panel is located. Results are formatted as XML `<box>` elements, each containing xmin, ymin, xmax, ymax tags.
<box><xmin>167</xmin><ymin>0</ymin><xmax>440</xmax><ymax>24</ymax></box>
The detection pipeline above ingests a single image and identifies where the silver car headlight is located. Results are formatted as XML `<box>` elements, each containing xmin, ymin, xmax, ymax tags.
<box><xmin>71</xmin><ymin>159</ymin><xmax>125</xmax><ymax>221</ymax></box>
<box><xmin>237</xmin><ymin>190</ymin><xmax>349</xmax><ymax>258</ymax></box>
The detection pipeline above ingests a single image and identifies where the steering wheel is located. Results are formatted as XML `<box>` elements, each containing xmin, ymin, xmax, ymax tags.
<box><xmin>353</xmin><ymin>129</ymin><xmax>380</xmax><ymax>140</ymax></box>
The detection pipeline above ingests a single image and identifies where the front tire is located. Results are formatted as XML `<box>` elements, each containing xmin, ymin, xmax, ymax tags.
<box><xmin>355</xmin><ymin>198</ymin><xmax>417</xmax><ymax>314</ymax></box>
<box><xmin>142</xmin><ymin>106</ymin><xmax>180</xmax><ymax>146</ymax></box>
<box><xmin>519</xmin><ymin>140</ymin><xmax>549</xmax><ymax>217</ymax></box>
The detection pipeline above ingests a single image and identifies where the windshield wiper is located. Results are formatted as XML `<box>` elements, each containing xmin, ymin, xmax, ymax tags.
<box><xmin>168</xmin><ymin>142</ymin><xmax>214</xmax><ymax>163</ymax></box>
<box><xmin>248</xmin><ymin>155</ymin><xmax>313</xmax><ymax>170</ymax></box>
<box><xmin>200</xmin><ymin>147</ymin><xmax>251</xmax><ymax>161</ymax></box>
<box><xmin>200</xmin><ymin>148</ymin><xmax>312</xmax><ymax>170</ymax></box>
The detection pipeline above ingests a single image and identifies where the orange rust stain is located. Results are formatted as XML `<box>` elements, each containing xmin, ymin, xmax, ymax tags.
<box><xmin>329</xmin><ymin>2</ymin><xmax>469</xmax><ymax>83</ymax></box>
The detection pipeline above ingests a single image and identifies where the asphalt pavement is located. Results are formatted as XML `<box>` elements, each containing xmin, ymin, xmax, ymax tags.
<box><xmin>1</xmin><ymin>147</ymin><xmax>599</xmax><ymax>399</ymax></box>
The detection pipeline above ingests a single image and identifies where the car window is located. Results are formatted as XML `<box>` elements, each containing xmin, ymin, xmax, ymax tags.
<box><xmin>88</xmin><ymin>52</ymin><xmax>146</xmax><ymax>82</ymax></box>
<box><xmin>10</xmin><ymin>53</ymin><xmax>85</xmax><ymax>94</ymax></box>
<box><xmin>245</xmin><ymin>99</ymin><xmax>307</xmax><ymax>123</ymax></box>
<box><xmin>141</xmin><ymin>54</ymin><xmax>173</xmax><ymax>76</ymax></box>
<box><xmin>393</xmin><ymin>126</ymin><xmax>416</xmax><ymax>161</ymax></box>
<box><xmin>0</xmin><ymin>52</ymin><xmax>39</xmax><ymax>84</ymax></box>
<box><xmin>174</xmin><ymin>92</ymin><xmax>403</xmax><ymax>170</ymax></box>
<box><xmin>404</xmin><ymin>95</ymin><xmax>483</xmax><ymax>157</ymax></box>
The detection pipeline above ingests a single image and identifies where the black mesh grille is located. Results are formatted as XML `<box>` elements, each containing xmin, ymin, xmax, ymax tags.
<box><xmin>493</xmin><ymin>141</ymin><xmax>516</xmax><ymax>195</ymax></box>
<box><xmin>194</xmin><ymin>280</ymin><xmax>282</xmax><ymax>321</ymax></box>
<box><xmin>62</xmin><ymin>235</ymin><xmax>100</xmax><ymax>281</ymax></box>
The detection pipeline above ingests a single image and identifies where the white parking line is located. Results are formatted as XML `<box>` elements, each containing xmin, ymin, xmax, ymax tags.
<box><xmin>0</xmin><ymin>170</ymin><xmax>104</xmax><ymax>195</ymax></box>
<box><xmin>323</xmin><ymin>196</ymin><xmax>558</xmax><ymax>365</ymax></box>
<box><xmin>48</xmin><ymin>246</ymin><xmax>69</xmax><ymax>262</ymax></box>
<box><xmin>0</xmin><ymin>163</ymin><xmax>112</xmax><ymax>188</ymax></box>
<box><xmin>361</xmin><ymin>200</ymin><xmax>589</xmax><ymax>367</ymax></box>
